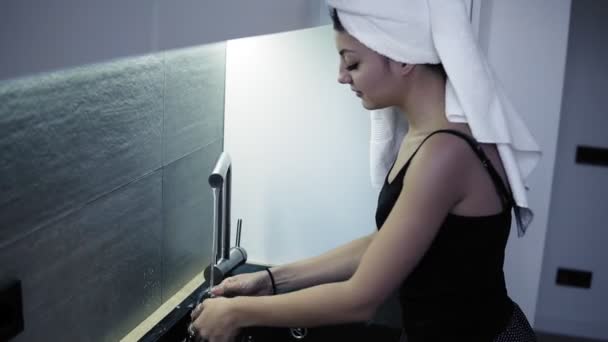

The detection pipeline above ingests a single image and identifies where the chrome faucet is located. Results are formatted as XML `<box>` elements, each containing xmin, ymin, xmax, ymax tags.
<box><xmin>204</xmin><ymin>152</ymin><xmax>247</xmax><ymax>288</ymax></box>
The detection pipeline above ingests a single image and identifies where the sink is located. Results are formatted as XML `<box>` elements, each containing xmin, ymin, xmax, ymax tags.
<box><xmin>139</xmin><ymin>264</ymin><xmax>402</xmax><ymax>342</ymax></box>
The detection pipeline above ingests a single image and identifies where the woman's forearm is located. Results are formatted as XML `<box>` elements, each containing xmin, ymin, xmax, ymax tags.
<box><xmin>269</xmin><ymin>232</ymin><xmax>374</xmax><ymax>293</ymax></box>
<box><xmin>236</xmin><ymin>281</ymin><xmax>372</xmax><ymax>328</ymax></box>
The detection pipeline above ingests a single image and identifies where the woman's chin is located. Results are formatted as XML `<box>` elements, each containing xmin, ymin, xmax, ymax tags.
<box><xmin>361</xmin><ymin>100</ymin><xmax>382</xmax><ymax>111</ymax></box>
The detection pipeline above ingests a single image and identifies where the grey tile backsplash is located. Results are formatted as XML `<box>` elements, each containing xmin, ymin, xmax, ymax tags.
<box><xmin>0</xmin><ymin>55</ymin><xmax>164</xmax><ymax>246</ymax></box>
<box><xmin>163</xmin><ymin>43</ymin><xmax>225</xmax><ymax>166</ymax></box>
<box><xmin>0</xmin><ymin>172</ymin><xmax>163</xmax><ymax>342</ymax></box>
<box><xmin>0</xmin><ymin>42</ymin><xmax>225</xmax><ymax>341</ymax></box>
<box><xmin>162</xmin><ymin>141</ymin><xmax>222</xmax><ymax>299</ymax></box>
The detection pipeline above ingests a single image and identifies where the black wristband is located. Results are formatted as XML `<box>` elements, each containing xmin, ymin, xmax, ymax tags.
<box><xmin>265</xmin><ymin>268</ymin><xmax>277</xmax><ymax>295</ymax></box>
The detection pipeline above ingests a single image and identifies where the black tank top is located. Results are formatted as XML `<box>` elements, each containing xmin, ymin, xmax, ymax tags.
<box><xmin>375</xmin><ymin>130</ymin><xmax>515</xmax><ymax>341</ymax></box>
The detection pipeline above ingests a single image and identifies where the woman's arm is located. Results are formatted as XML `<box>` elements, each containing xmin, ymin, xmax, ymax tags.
<box><xmin>210</xmin><ymin>232</ymin><xmax>374</xmax><ymax>298</ymax></box>
<box><xmin>225</xmin><ymin>135</ymin><xmax>469</xmax><ymax>328</ymax></box>
<box><xmin>269</xmin><ymin>232</ymin><xmax>375</xmax><ymax>293</ymax></box>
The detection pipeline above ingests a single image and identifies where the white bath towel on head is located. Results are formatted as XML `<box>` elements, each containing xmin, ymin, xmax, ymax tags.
<box><xmin>327</xmin><ymin>0</ymin><xmax>541</xmax><ymax>235</ymax></box>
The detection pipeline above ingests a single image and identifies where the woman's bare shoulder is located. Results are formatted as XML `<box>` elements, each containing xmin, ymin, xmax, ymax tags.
<box><xmin>400</xmin><ymin>133</ymin><xmax>474</xmax><ymax>207</ymax></box>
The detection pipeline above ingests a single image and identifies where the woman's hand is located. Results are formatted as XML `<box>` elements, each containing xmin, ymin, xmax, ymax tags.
<box><xmin>188</xmin><ymin>271</ymin><xmax>272</xmax><ymax>341</ymax></box>
<box><xmin>210</xmin><ymin>271</ymin><xmax>272</xmax><ymax>297</ymax></box>
<box><xmin>190</xmin><ymin>297</ymin><xmax>243</xmax><ymax>342</ymax></box>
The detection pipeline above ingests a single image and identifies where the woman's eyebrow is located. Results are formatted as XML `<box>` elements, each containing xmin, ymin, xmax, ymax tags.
<box><xmin>339</xmin><ymin>49</ymin><xmax>356</xmax><ymax>57</ymax></box>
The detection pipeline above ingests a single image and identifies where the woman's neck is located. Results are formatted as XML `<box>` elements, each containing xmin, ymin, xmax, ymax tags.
<box><xmin>397</xmin><ymin>69</ymin><xmax>450</xmax><ymax>137</ymax></box>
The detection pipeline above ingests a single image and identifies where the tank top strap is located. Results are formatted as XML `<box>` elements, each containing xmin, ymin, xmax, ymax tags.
<box><xmin>386</xmin><ymin>129</ymin><xmax>453</xmax><ymax>184</ymax></box>
<box><xmin>430</xmin><ymin>129</ymin><xmax>515</xmax><ymax>210</ymax></box>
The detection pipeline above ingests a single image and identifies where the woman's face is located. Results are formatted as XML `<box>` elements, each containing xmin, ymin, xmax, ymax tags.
<box><xmin>334</xmin><ymin>31</ymin><xmax>402</xmax><ymax>110</ymax></box>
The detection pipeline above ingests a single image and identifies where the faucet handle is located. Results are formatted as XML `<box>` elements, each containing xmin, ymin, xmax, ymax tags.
<box><xmin>236</xmin><ymin>218</ymin><xmax>243</xmax><ymax>248</ymax></box>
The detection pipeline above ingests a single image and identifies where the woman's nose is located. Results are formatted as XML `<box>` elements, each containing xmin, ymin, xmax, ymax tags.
<box><xmin>337</xmin><ymin>69</ymin><xmax>352</xmax><ymax>84</ymax></box>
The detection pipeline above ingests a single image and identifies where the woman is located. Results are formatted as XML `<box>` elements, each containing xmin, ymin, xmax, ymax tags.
<box><xmin>190</xmin><ymin>1</ymin><xmax>538</xmax><ymax>341</ymax></box>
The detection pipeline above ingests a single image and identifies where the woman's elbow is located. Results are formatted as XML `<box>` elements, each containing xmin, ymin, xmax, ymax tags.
<box><xmin>350</xmin><ymin>298</ymin><xmax>380</xmax><ymax>322</ymax></box>
<box><xmin>345</xmin><ymin>283</ymin><xmax>381</xmax><ymax>322</ymax></box>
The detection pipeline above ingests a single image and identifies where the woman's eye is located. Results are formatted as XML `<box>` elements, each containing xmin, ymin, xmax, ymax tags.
<box><xmin>346</xmin><ymin>63</ymin><xmax>359</xmax><ymax>71</ymax></box>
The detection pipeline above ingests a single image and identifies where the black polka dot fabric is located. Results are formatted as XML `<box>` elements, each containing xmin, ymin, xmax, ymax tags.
<box><xmin>493</xmin><ymin>303</ymin><xmax>537</xmax><ymax>341</ymax></box>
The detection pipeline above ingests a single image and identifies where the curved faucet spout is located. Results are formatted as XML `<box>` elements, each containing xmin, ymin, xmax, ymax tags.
<box><xmin>209</xmin><ymin>152</ymin><xmax>232</xmax><ymax>264</ymax></box>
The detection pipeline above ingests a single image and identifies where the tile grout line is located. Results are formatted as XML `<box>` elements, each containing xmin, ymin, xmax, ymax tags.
<box><xmin>160</xmin><ymin>48</ymin><xmax>167</xmax><ymax>305</ymax></box>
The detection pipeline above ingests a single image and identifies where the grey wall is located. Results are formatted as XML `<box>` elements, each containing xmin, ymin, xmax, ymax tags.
<box><xmin>0</xmin><ymin>43</ymin><xmax>225</xmax><ymax>341</ymax></box>
<box><xmin>0</xmin><ymin>0</ymin><xmax>323</xmax><ymax>82</ymax></box>
<box><xmin>535</xmin><ymin>0</ymin><xmax>608</xmax><ymax>340</ymax></box>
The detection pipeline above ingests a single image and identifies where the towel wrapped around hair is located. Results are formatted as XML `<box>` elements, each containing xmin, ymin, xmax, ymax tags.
<box><xmin>327</xmin><ymin>0</ymin><xmax>540</xmax><ymax>235</ymax></box>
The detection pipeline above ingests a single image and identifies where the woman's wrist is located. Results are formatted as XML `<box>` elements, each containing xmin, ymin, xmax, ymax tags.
<box><xmin>266</xmin><ymin>266</ymin><xmax>294</xmax><ymax>294</ymax></box>
<box><xmin>231</xmin><ymin>296</ymin><xmax>257</xmax><ymax>328</ymax></box>
<box><xmin>265</xmin><ymin>268</ymin><xmax>277</xmax><ymax>295</ymax></box>
<box><xmin>256</xmin><ymin>268</ymin><xmax>279</xmax><ymax>295</ymax></box>
<box><xmin>251</xmin><ymin>270</ymin><xmax>273</xmax><ymax>296</ymax></box>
